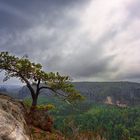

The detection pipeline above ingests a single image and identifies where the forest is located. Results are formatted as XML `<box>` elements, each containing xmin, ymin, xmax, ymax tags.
<box><xmin>24</xmin><ymin>96</ymin><xmax>140</xmax><ymax>140</ymax></box>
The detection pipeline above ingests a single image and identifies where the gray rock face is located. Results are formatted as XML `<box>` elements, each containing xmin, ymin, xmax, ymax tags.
<box><xmin>0</xmin><ymin>94</ymin><xmax>31</xmax><ymax>140</ymax></box>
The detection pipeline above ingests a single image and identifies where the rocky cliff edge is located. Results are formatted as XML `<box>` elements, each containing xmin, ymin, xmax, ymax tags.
<box><xmin>0</xmin><ymin>93</ymin><xmax>31</xmax><ymax>140</ymax></box>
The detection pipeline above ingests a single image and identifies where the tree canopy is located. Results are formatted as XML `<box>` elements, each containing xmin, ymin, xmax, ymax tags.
<box><xmin>0</xmin><ymin>52</ymin><xmax>83</xmax><ymax>107</ymax></box>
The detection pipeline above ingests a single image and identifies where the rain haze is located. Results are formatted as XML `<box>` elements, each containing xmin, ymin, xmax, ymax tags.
<box><xmin>0</xmin><ymin>0</ymin><xmax>140</xmax><ymax>85</ymax></box>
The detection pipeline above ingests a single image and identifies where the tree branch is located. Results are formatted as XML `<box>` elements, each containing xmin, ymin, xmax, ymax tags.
<box><xmin>39</xmin><ymin>86</ymin><xmax>67</xmax><ymax>97</ymax></box>
<box><xmin>19</xmin><ymin>74</ymin><xmax>35</xmax><ymax>98</ymax></box>
<box><xmin>2</xmin><ymin>67</ymin><xmax>35</xmax><ymax>98</ymax></box>
<box><xmin>36</xmin><ymin>79</ymin><xmax>40</xmax><ymax>96</ymax></box>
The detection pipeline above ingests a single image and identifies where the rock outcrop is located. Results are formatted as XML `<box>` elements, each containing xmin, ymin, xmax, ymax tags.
<box><xmin>0</xmin><ymin>93</ymin><xmax>31</xmax><ymax>140</ymax></box>
<box><xmin>104</xmin><ymin>96</ymin><xmax>127</xmax><ymax>107</ymax></box>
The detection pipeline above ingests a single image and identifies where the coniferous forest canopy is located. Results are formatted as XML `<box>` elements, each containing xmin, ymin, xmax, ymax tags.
<box><xmin>0</xmin><ymin>0</ymin><xmax>140</xmax><ymax>140</ymax></box>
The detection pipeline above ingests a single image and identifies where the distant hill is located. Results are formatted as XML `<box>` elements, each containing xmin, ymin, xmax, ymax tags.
<box><xmin>0</xmin><ymin>85</ymin><xmax>22</xmax><ymax>98</ymax></box>
<box><xmin>73</xmin><ymin>82</ymin><xmax>140</xmax><ymax>106</ymax></box>
<box><xmin>1</xmin><ymin>81</ymin><xmax>140</xmax><ymax>106</ymax></box>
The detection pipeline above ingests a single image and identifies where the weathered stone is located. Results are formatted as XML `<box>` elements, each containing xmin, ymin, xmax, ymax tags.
<box><xmin>0</xmin><ymin>94</ymin><xmax>31</xmax><ymax>140</ymax></box>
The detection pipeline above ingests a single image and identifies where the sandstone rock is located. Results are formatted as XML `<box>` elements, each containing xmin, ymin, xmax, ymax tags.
<box><xmin>0</xmin><ymin>93</ymin><xmax>31</xmax><ymax>140</ymax></box>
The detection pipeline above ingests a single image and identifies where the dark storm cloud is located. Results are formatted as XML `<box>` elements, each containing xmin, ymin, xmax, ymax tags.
<box><xmin>0</xmin><ymin>0</ymin><xmax>140</xmax><ymax>83</ymax></box>
<box><xmin>0</xmin><ymin>0</ymin><xmax>88</xmax><ymax>53</ymax></box>
<box><xmin>0</xmin><ymin>0</ymin><xmax>89</xmax><ymax>30</ymax></box>
<box><xmin>45</xmin><ymin>29</ymin><xmax>118</xmax><ymax>79</ymax></box>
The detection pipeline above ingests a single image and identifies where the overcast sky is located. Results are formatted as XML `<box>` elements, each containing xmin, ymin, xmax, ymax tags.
<box><xmin>0</xmin><ymin>0</ymin><xmax>140</xmax><ymax>85</ymax></box>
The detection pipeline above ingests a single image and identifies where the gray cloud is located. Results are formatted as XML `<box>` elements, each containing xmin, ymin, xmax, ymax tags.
<box><xmin>0</xmin><ymin>0</ymin><xmax>140</xmax><ymax>84</ymax></box>
<box><xmin>127</xmin><ymin>0</ymin><xmax>140</xmax><ymax>19</ymax></box>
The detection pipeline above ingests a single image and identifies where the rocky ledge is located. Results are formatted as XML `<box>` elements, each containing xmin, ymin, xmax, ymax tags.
<box><xmin>0</xmin><ymin>93</ymin><xmax>31</xmax><ymax>140</ymax></box>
